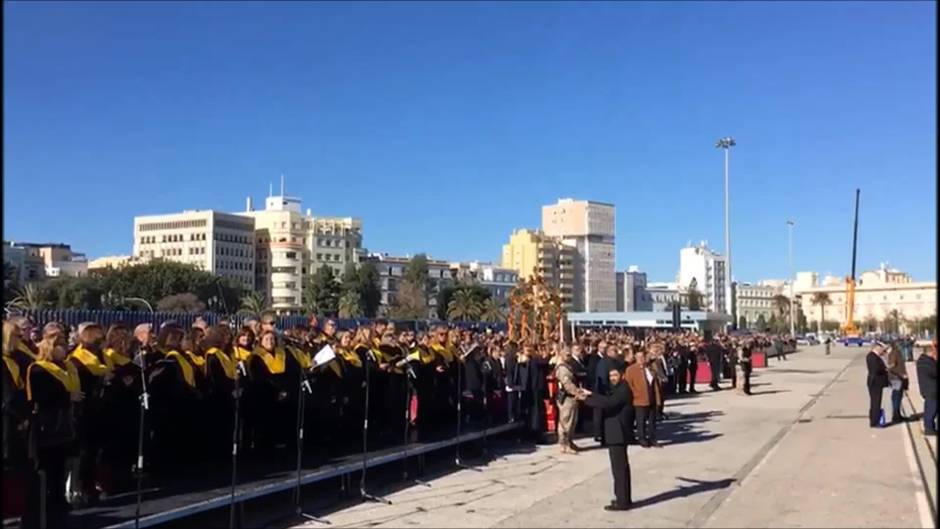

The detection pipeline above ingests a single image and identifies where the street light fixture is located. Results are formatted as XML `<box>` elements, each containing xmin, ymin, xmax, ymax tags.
<box><xmin>716</xmin><ymin>137</ymin><xmax>735</xmax><ymax>328</ymax></box>
<box><xmin>124</xmin><ymin>297</ymin><xmax>154</xmax><ymax>313</ymax></box>
<box><xmin>787</xmin><ymin>220</ymin><xmax>795</xmax><ymax>337</ymax></box>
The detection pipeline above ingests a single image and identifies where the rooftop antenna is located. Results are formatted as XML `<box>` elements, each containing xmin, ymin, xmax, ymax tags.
<box><xmin>269</xmin><ymin>182</ymin><xmax>273</xmax><ymax>198</ymax></box>
<box><xmin>280</xmin><ymin>174</ymin><xmax>285</xmax><ymax>196</ymax></box>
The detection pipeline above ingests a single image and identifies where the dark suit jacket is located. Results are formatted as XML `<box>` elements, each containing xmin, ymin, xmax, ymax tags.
<box><xmin>866</xmin><ymin>351</ymin><xmax>889</xmax><ymax>389</ymax></box>
<box><xmin>916</xmin><ymin>354</ymin><xmax>937</xmax><ymax>400</ymax></box>
<box><xmin>584</xmin><ymin>382</ymin><xmax>635</xmax><ymax>446</ymax></box>
<box><xmin>586</xmin><ymin>353</ymin><xmax>601</xmax><ymax>391</ymax></box>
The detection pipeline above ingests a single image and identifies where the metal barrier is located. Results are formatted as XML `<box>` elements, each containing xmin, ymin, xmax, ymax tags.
<box><xmin>11</xmin><ymin>310</ymin><xmax>506</xmax><ymax>333</ymax></box>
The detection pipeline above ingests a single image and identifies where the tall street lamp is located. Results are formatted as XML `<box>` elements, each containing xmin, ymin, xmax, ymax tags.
<box><xmin>716</xmin><ymin>137</ymin><xmax>735</xmax><ymax>327</ymax></box>
<box><xmin>787</xmin><ymin>220</ymin><xmax>795</xmax><ymax>336</ymax></box>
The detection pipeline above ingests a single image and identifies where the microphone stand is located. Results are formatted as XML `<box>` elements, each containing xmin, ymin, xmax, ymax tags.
<box><xmin>229</xmin><ymin>359</ymin><xmax>245</xmax><ymax>529</ymax></box>
<box><xmin>134</xmin><ymin>350</ymin><xmax>150</xmax><ymax>529</ymax></box>
<box><xmin>360</xmin><ymin>349</ymin><xmax>391</xmax><ymax>504</ymax></box>
<box><xmin>455</xmin><ymin>345</ymin><xmax>481</xmax><ymax>472</ymax></box>
<box><xmin>400</xmin><ymin>359</ymin><xmax>430</xmax><ymax>487</ymax></box>
<box><xmin>294</xmin><ymin>365</ymin><xmax>330</xmax><ymax>524</ymax></box>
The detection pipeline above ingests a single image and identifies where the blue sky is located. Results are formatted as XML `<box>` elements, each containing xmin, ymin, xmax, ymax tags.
<box><xmin>4</xmin><ymin>1</ymin><xmax>936</xmax><ymax>283</ymax></box>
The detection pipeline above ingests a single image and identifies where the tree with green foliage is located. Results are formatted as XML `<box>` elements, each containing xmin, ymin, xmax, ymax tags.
<box><xmin>756</xmin><ymin>313</ymin><xmax>767</xmax><ymax>331</ymax></box>
<box><xmin>390</xmin><ymin>255</ymin><xmax>430</xmax><ymax>319</ymax></box>
<box><xmin>686</xmin><ymin>282</ymin><xmax>704</xmax><ymax>311</ymax></box>
<box><xmin>338</xmin><ymin>289</ymin><xmax>364</xmax><ymax>319</ymax></box>
<box><xmin>356</xmin><ymin>262</ymin><xmax>382</xmax><ymax>317</ymax></box>
<box><xmin>157</xmin><ymin>293</ymin><xmax>206</xmax><ymax>313</ymax></box>
<box><xmin>810</xmin><ymin>292</ymin><xmax>832</xmax><ymax>332</ymax></box>
<box><xmin>238</xmin><ymin>291</ymin><xmax>268</xmax><ymax>316</ymax></box>
<box><xmin>94</xmin><ymin>260</ymin><xmax>243</xmax><ymax>311</ymax></box>
<box><xmin>480</xmin><ymin>297</ymin><xmax>506</xmax><ymax>323</ymax></box>
<box><xmin>303</xmin><ymin>265</ymin><xmax>341</xmax><ymax>316</ymax></box>
<box><xmin>437</xmin><ymin>281</ymin><xmax>490</xmax><ymax>321</ymax></box>
<box><xmin>6</xmin><ymin>283</ymin><xmax>48</xmax><ymax>311</ymax></box>
<box><xmin>447</xmin><ymin>287</ymin><xmax>484</xmax><ymax>322</ymax></box>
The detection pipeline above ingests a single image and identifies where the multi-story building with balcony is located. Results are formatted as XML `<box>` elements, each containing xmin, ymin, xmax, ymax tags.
<box><xmin>542</xmin><ymin>198</ymin><xmax>616</xmax><ymax>312</ymax></box>
<box><xmin>679</xmin><ymin>241</ymin><xmax>728</xmax><ymax>314</ymax></box>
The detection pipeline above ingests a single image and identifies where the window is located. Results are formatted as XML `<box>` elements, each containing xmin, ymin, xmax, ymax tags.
<box><xmin>286</xmin><ymin>251</ymin><xmax>297</xmax><ymax>260</ymax></box>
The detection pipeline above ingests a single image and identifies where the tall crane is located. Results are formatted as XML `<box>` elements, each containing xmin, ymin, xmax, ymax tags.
<box><xmin>842</xmin><ymin>189</ymin><xmax>861</xmax><ymax>336</ymax></box>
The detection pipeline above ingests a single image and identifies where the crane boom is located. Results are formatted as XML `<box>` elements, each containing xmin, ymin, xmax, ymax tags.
<box><xmin>842</xmin><ymin>189</ymin><xmax>861</xmax><ymax>336</ymax></box>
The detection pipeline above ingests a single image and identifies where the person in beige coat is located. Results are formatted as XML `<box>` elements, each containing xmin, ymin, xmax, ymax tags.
<box><xmin>554</xmin><ymin>347</ymin><xmax>581</xmax><ymax>454</ymax></box>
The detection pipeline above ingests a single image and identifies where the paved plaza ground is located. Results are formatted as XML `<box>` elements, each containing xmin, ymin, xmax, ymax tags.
<box><xmin>284</xmin><ymin>343</ymin><xmax>936</xmax><ymax>529</ymax></box>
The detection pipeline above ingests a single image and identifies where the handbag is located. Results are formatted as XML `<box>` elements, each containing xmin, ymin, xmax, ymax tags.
<box><xmin>901</xmin><ymin>378</ymin><xmax>910</xmax><ymax>392</ymax></box>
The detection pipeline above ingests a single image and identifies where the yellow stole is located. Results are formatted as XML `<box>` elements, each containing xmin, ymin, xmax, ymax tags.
<box><xmin>234</xmin><ymin>346</ymin><xmax>253</xmax><ymax>362</ymax></box>
<box><xmin>103</xmin><ymin>348</ymin><xmax>131</xmax><ymax>371</ymax></box>
<box><xmin>3</xmin><ymin>356</ymin><xmax>22</xmax><ymax>389</ymax></box>
<box><xmin>27</xmin><ymin>360</ymin><xmax>81</xmax><ymax>401</ymax></box>
<box><xmin>15</xmin><ymin>340</ymin><xmax>37</xmax><ymax>360</ymax></box>
<box><xmin>70</xmin><ymin>345</ymin><xmax>111</xmax><ymax>377</ymax></box>
<box><xmin>165</xmin><ymin>351</ymin><xmax>196</xmax><ymax>388</ymax></box>
<box><xmin>184</xmin><ymin>351</ymin><xmax>206</xmax><ymax>374</ymax></box>
<box><xmin>285</xmin><ymin>344</ymin><xmax>312</xmax><ymax>370</ymax></box>
<box><xmin>338</xmin><ymin>347</ymin><xmax>362</xmax><ymax>369</ymax></box>
<box><xmin>205</xmin><ymin>347</ymin><xmax>236</xmax><ymax>380</ymax></box>
<box><xmin>431</xmin><ymin>343</ymin><xmax>453</xmax><ymax>364</ymax></box>
<box><xmin>252</xmin><ymin>347</ymin><xmax>286</xmax><ymax>375</ymax></box>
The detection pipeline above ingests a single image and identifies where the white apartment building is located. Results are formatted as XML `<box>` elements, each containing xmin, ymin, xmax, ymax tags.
<box><xmin>134</xmin><ymin>210</ymin><xmax>256</xmax><ymax>290</ymax></box>
<box><xmin>797</xmin><ymin>264</ymin><xmax>937</xmax><ymax>330</ymax></box>
<box><xmin>450</xmin><ymin>261</ymin><xmax>519</xmax><ymax>305</ymax></box>
<box><xmin>679</xmin><ymin>241</ymin><xmax>728</xmax><ymax>314</ymax></box>
<box><xmin>646</xmin><ymin>282</ymin><xmax>684</xmax><ymax>312</ymax></box>
<box><xmin>542</xmin><ymin>199</ymin><xmax>616</xmax><ymax>312</ymax></box>
<box><xmin>238</xmin><ymin>191</ymin><xmax>364</xmax><ymax>312</ymax></box>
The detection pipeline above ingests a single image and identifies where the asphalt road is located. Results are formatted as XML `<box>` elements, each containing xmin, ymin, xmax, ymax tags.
<box><xmin>280</xmin><ymin>343</ymin><xmax>934</xmax><ymax>529</ymax></box>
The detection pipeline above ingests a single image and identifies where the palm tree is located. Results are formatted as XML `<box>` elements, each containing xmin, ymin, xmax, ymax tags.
<box><xmin>7</xmin><ymin>283</ymin><xmax>46</xmax><ymax>311</ymax></box>
<box><xmin>447</xmin><ymin>288</ymin><xmax>483</xmax><ymax>322</ymax></box>
<box><xmin>811</xmin><ymin>292</ymin><xmax>832</xmax><ymax>332</ymax></box>
<box><xmin>772</xmin><ymin>294</ymin><xmax>791</xmax><ymax>325</ymax></box>
<box><xmin>238</xmin><ymin>291</ymin><xmax>267</xmax><ymax>316</ymax></box>
<box><xmin>863</xmin><ymin>316</ymin><xmax>878</xmax><ymax>333</ymax></box>
<box><xmin>479</xmin><ymin>297</ymin><xmax>506</xmax><ymax>323</ymax></box>
<box><xmin>338</xmin><ymin>290</ymin><xmax>363</xmax><ymax>319</ymax></box>
<box><xmin>884</xmin><ymin>309</ymin><xmax>903</xmax><ymax>334</ymax></box>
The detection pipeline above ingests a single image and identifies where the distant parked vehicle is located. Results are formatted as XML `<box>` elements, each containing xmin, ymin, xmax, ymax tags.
<box><xmin>841</xmin><ymin>335</ymin><xmax>871</xmax><ymax>347</ymax></box>
<box><xmin>796</xmin><ymin>335</ymin><xmax>820</xmax><ymax>346</ymax></box>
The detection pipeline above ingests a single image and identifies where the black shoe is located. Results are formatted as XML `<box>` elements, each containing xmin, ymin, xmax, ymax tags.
<box><xmin>650</xmin><ymin>440</ymin><xmax>662</xmax><ymax>448</ymax></box>
<box><xmin>604</xmin><ymin>503</ymin><xmax>632</xmax><ymax>511</ymax></box>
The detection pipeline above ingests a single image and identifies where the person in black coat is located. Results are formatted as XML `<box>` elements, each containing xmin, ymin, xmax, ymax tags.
<box><xmin>593</xmin><ymin>344</ymin><xmax>623</xmax><ymax>443</ymax></box>
<box><xmin>915</xmin><ymin>342</ymin><xmax>937</xmax><ymax>435</ymax></box>
<box><xmin>23</xmin><ymin>335</ymin><xmax>80</xmax><ymax>529</ymax></box>
<box><xmin>866</xmin><ymin>342</ymin><xmax>889</xmax><ymax>427</ymax></box>
<box><xmin>578</xmin><ymin>366</ymin><xmax>635</xmax><ymax>511</ymax></box>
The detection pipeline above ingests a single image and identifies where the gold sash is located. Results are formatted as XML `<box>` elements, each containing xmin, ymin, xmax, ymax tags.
<box><xmin>285</xmin><ymin>345</ymin><xmax>312</xmax><ymax>370</ymax></box>
<box><xmin>103</xmin><ymin>348</ymin><xmax>131</xmax><ymax>371</ymax></box>
<box><xmin>234</xmin><ymin>346</ymin><xmax>253</xmax><ymax>362</ymax></box>
<box><xmin>15</xmin><ymin>340</ymin><xmax>37</xmax><ymax>360</ymax></box>
<box><xmin>3</xmin><ymin>356</ymin><xmax>22</xmax><ymax>389</ymax></box>
<box><xmin>165</xmin><ymin>351</ymin><xmax>196</xmax><ymax>388</ymax></box>
<box><xmin>338</xmin><ymin>347</ymin><xmax>362</xmax><ymax>369</ymax></box>
<box><xmin>27</xmin><ymin>360</ymin><xmax>80</xmax><ymax>401</ymax></box>
<box><xmin>184</xmin><ymin>351</ymin><xmax>206</xmax><ymax>374</ymax></box>
<box><xmin>252</xmin><ymin>347</ymin><xmax>286</xmax><ymax>375</ymax></box>
<box><xmin>205</xmin><ymin>347</ymin><xmax>236</xmax><ymax>380</ymax></box>
<box><xmin>69</xmin><ymin>345</ymin><xmax>110</xmax><ymax>377</ymax></box>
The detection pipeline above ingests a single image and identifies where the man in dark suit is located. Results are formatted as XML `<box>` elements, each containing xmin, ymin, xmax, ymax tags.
<box><xmin>866</xmin><ymin>341</ymin><xmax>889</xmax><ymax>428</ymax></box>
<box><xmin>578</xmin><ymin>366</ymin><xmax>634</xmax><ymax>510</ymax></box>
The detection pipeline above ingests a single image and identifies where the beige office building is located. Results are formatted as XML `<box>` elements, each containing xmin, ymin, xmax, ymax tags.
<box><xmin>88</xmin><ymin>255</ymin><xmax>142</xmax><ymax>271</ymax></box>
<box><xmin>501</xmin><ymin>228</ymin><xmax>574</xmax><ymax>310</ymax></box>
<box><xmin>542</xmin><ymin>199</ymin><xmax>616</xmax><ymax>312</ymax></box>
<box><xmin>133</xmin><ymin>210</ymin><xmax>256</xmax><ymax>290</ymax></box>
<box><xmin>797</xmin><ymin>264</ymin><xmax>936</xmax><ymax>330</ymax></box>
